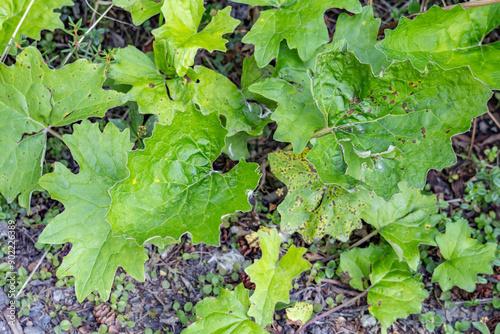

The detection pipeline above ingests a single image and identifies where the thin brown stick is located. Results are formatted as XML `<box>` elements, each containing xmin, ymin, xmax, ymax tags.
<box><xmin>467</xmin><ymin>118</ymin><xmax>477</xmax><ymax>162</ymax></box>
<box><xmin>297</xmin><ymin>289</ymin><xmax>369</xmax><ymax>333</ymax></box>
<box><xmin>321</xmin><ymin>228</ymin><xmax>380</xmax><ymax>262</ymax></box>
<box><xmin>378</xmin><ymin>0</ymin><xmax>500</xmax><ymax>35</ymax></box>
<box><xmin>487</xmin><ymin>110</ymin><xmax>500</xmax><ymax>129</ymax></box>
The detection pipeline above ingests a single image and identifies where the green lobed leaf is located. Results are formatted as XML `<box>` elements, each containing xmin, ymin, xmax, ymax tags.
<box><xmin>249</xmin><ymin>43</ymin><xmax>326</xmax><ymax>153</ymax></box>
<box><xmin>182</xmin><ymin>284</ymin><xmax>268</xmax><ymax>334</ymax></box>
<box><xmin>231</xmin><ymin>0</ymin><xmax>361</xmax><ymax>67</ymax></box>
<box><xmin>0</xmin><ymin>0</ymin><xmax>72</xmax><ymax>55</ymax></box>
<box><xmin>377</xmin><ymin>4</ymin><xmax>500</xmax><ymax>89</ymax></box>
<box><xmin>337</xmin><ymin>243</ymin><xmax>386</xmax><ymax>291</ymax></box>
<box><xmin>108</xmin><ymin>45</ymin><xmax>192</xmax><ymax>125</ymax></box>
<box><xmin>223</xmin><ymin>132</ymin><xmax>256</xmax><ymax>160</ymax></box>
<box><xmin>107</xmin><ymin>104</ymin><xmax>260</xmax><ymax>246</ymax></box>
<box><xmin>368</xmin><ymin>246</ymin><xmax>429</xmax><ymax>329</ymax></box>
<box><xmin>38</xmin><ymin>121</ymin><xmax>146</xmax><ymax>302</ymax></box>
<box><xmin>332</xmin><ymin>6</ymin><xmax>390</xmax><ymax>74</ymax></box>
<box><xmin>360</xmin><ymin>182</ymin><xmax>439</xmax><ymax>270</ymax></box>
<box><xmin>0</xmin><ymin>47</ymin><xmax>127</xmax><ymax>211</ymax></box>
<box><xmin>307</xmin><ymin>42</ymin><xmax>491</xmax><ymax>199</ymax></box>
<box><xmin>269</xmin><ymin>149</ymin><xmax>365</xmax><ymax>243</ymax></box>
<box><xmin>432</xmin><ymin>219</ymin><xmax>496</xmax><ymax>292</ymax></box>
<box><xmin>338</xmin><ymin>244</ymin><xmax>428</xmax><ymax>329</ymax></box>
<box><xmin>245</xmin><ymin>229</ymin><xmax>311</xmax><ymax>327</ymax></box>
<box><xmin>190</xmin><ymin>66</ymin><xmax>271</xmax><ymax>137</ymax></box>
<box><xmin>241</xmin><ymin>55</ymin><xmax>275</xmax><ymax>105</ymax></box>
<box><xmin>112</xmin><ymin>0</ymin><xmax>163</xmax><ymax>25</ymax></box>
<box><xmin>152</xmin><ymin>0</ymin><xmax>239</xmax><ymax>76</ymax></box>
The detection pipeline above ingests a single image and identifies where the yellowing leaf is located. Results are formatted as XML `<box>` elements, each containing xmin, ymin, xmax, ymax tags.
<box><xmin>245</xmin><ymin>229</ymin><xmax>311</xmax><ymax>327</ymax></box>
<box><xmin>182</xmin><ymin>285</ymin><xmax>268</xmax><ymax>334</ymax></box>
<box><xmin>153</xmin><ymin>0</ymin><xmax>239</xmax><ymax>76</ymax></box>
<box><xmin>269</xmin><ymin>150</ymin><xmax>365</xmax><ymax>243</ymax></box>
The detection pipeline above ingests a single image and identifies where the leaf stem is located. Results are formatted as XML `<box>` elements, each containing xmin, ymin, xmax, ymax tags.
<box><xmin>46</xmin><ymin>128</ymin><xmax>64</xmax><ymax>141</ymax></box>
<box><xmin>0</xmin><ymin>0</ymin><xmax>36</xmax><ymax>63</ymax></box>
<box><xmin>297</xmin><ymin>289</ymin><xmax>369</xmax><ymax>333</ymax></box>
<box><xmin>320</xmin><ymin>228</ymin><xmax>380</xmax><ymax>262</ymax></box>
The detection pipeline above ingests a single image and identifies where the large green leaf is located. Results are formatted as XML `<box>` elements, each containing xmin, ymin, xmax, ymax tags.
<box><xmin>368</xmin><ymin>246</ymin><xmax>429</xmax><ymax>330</ymax></box>
<box><xmin>269</xmin><ymin>149</ymin><xmax>365</xmax><ymax>243</ymax></box>
<box><xmin>108</xmin><ymin>45</ymin><xmax>192</xmax><ymax>124</ymax></box>
<box><xmin>152</xmin><ymin>0</ymin><xmax>239</xmax><ymax>76</ymax></box>
<box><xmin>360</xmin><ymin>182</ymin><xmax>439</xmax><ymax>271</ymax></box>
<box><xmin>37</xmin><ymin>121</ymin><xmax>146</xmax><ymax>302</ymax></box>
<box><xmin>190</xmin><ymin>66</ymin><xmax>271</xmax><ymax>137</ymax></box>
<box><xmin>332</xmin><ymin>6</ymin><xmax>390</xmax><ymax>74</ymax></box>
<box><xmin>377</xmin><ymin>5</ymin><xmax>500</xmax><ymax>89</ymax></box>
<box><xmin>0</xmin><ymin>47</ymin><xmax>127</xmax><ymax>210</ymax></box>
<box><xmin>338</xmin><ymin>245</ymin><xmax>428</xmax><ymax>329</ymax></box>
<box><xmin>0</xmin><ymin>0</ymin><xmax>72</xmax><ymax>55</ymax></box>
<box><xmin>432</xmin><ymin>219</ymin><xmax>496</xmax><ymax>292</ymax></box>
<box><xmin>112</xmin><ymin>0</ymin><xmax>163</xmax><ymax>25</ymax></box>
<box><xmin>107</xmin><ymin>105</ymin><xmax>260</xmax><ymax>246</ymax></box>
<box><xmin>231</xmin><ymin>0</ymin><xmax>361</xmax><ymax>67</ymax></box>
<box><xmin>307</xmin><ymin>43</ymin><xmax>491</xmax><ymax>199</ymax></box>
<box><xmin>245</xmin><ymin>229</ymin><xmax>311</xmax><ymax>327</ymax></box>
<box><xmin>249</xmin><ymin>43</ymin><xmax>326</xmax><ymax>153</ymax></box>
<box><xmin>182</xmin><ymin>284</ymin><xmax>268</xmax><ymax>334</ymax></box>
<box><xmin>337</xmin><ymin>243</ymin><xmax>386</xmax><ymax>290</ymax></box>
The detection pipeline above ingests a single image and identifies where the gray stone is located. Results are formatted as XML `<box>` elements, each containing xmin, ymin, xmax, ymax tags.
<box><xmin>53</xmin><ymin>289</ymin><xmax>64</xmax><ymax>303</ymax></box>
<box><xmin>360</xmin><ymin>314</ymin><xmax>377</xmax><ymax>328</ymax></box>
<box><xmin>23</xmin><ymin>326</ymin><xmax>45</xmax><ymax>334</ymax></box>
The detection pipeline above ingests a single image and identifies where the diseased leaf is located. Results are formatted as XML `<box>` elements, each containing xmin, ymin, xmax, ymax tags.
<box><xmin>250</xmin><ymin>43</ymin><xmax>326</xmax><ymax>153</ymax></box>
<box><xmin>108</xmin><ymin>46</ymin><xmax>192</xmax><ymax>125</ymax></box>
<box><xmin>246</xmin><ymin>229</ymin><xmax>311</xmax><ymax>327</ymax></box>
<box><xmin>0</xmin><ymin>47</ymin><xmax>127</xmax><ymax>210</ymax></box>
<box><xmin>38</xmin><ymin>121</ymin><xmax>146</xmax><ymax>302</ymax></box>
<box><xmin>377</xmin><ymin>4</ymin><xmax>500</xmax><ymax>89</ymax></box>
<box><xmin>337</xmin><ymin>243</ymin><xmax>386</xmax><ymax>290</ymax></box>
<box><xmin>368</xmin><ymin>246</ymin><xmax>429</xmax><ymax>330</ymax></box>
<box><xmin>231</xmin><ymin>0</ymin><xmax>361</xmax><ymax>67</ymax></box>
<box><xmin>152</xmin><ymin>0</ymin><xmax>239</xmax><ymax>76</ymax></box>
<box><xmin>307</xmin><ymin>42</ymin><xmax>491</xmax><ymax>199</ymax></box>
<box><xmin>286</xmin><ymin>302</ymin><xmax>313</xmax><ymax>328</ymax></box>
<box><xmin>107</xmin><ymin>105</ymin><xmax>260</xmax><ymax>246</ymax></box>
<box><xmin>432</xmin><ymin>219</ymin><xmax>496</xmax><ymax>292</ymax></box>
<box><xmin>361</xmin><ymin>182</ymin><xmax>439</xmax><ymax>270</ymax></box>
<box><xmin>0</xmin><ymin>0</ymin><xmax>72</xmax><ymax>55</ymax></box>
<box><xmin>190</xmin><ymin>66</ymin><xmax>271</xmax><ymax>137</ymax></box>
<box><xmin>112</xmin><ymin>0</ymin><xmax>163</xmax><ymax>25</ymax></box>
<box><xmin>269</xmin><ymin>150</ymin><xmax>365</xmax><ymax>243</ymax></box>
<box><xmin>332</xmin><ymin>6</ymin><xmax>390</xmax><ymax>74</ymax></box>
<box><xmin>182</xmin><ymin>284</ymin><xmax>268</xmax><ymax>334</ymax></box>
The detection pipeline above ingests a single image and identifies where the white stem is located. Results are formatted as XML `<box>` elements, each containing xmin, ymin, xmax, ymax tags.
<box><xmin>0</xmin><ymin>0</ymin><xmax>36</xmax><ymax>63</ymax></box>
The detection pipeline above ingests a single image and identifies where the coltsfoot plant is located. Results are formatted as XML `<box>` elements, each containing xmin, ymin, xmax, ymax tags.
<box><xmin>1</xmin><ymin>0</ymin><xmax>499</xmax><ymax>332</ymax></box>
